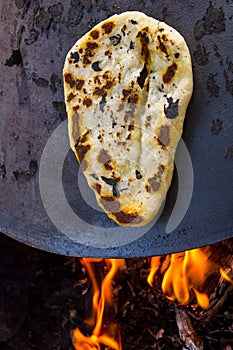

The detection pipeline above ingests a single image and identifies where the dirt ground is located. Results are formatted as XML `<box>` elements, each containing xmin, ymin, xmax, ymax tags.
<box><xmin>0</xmin><ymin>233</ymin><xmax>233</xmax><ymax>350</ymax></box>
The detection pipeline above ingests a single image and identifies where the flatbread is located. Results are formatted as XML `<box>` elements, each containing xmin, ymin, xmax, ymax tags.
<box><xmin>63</xmin><ymin>11</ymin><xmax>193</xmax><ymax>226</ymax></box>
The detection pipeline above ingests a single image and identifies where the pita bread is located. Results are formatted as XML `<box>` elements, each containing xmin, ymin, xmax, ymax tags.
<box><xmin>63</xmin><ymin>11</ymin><xmax>193</xmax><ymax>226</ymax></box>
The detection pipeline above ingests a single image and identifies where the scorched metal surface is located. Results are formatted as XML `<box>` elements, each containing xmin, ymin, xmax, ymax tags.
<box><xmin>0</xmin><ymin>0</ymin><xmax>232</xmax><ymax>257</ymax></box>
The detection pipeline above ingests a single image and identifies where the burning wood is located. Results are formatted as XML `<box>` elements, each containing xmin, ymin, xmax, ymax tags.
<box><xmin>148</xmin><ymin>245</ymin><xmax>233</xmax><ymax>309</ymax></box>
<box><xmin>72</xmin><ymin>242</ymin><xmax>233</xmax><ymax>349</ymax></box>
<box><xmin>147</xmin><ymin>249</ymin><xmax>214</xmax><ymax>308</ymax></box>
<box><xmin>176</xmin><ymin>307</ymin><xmax>203</xmax><ymax>350</ymax></box>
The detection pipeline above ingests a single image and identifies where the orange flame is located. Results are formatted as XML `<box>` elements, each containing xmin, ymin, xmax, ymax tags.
<box><xmin>73</xmin><ymin>245</ymin><xmax>232</xmax><ymax>348</ymax></box>
<box><xmin>148</xmin><ymin>247</ymin><xmax>233</xmax><ymax>309</ymax></box>
<box><xmin>155</xmin><ymin>249</ymin><xmax>211</xmax><ymax>308</ymax></box>
<box><xmin>73</xmin><ymin>258</ymin><xmax>124</xmax><ymax>350</ymax></box>
<box><xmin>220</xmin><ymin>267</ymin><xmax>233</xmax><ymax>284</ymax></box>
<box><xmin>147</xmin><ymin>256</ymin><xmax>161</xmax><ymax>287</ymax></box>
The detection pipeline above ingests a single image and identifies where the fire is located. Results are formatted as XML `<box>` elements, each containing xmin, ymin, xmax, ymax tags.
<box><xmin>220</xmin><ymin>267</ymin><xmax>233</xmax><ymax>284</ymax></box>
<box><xmin>148</xmin><ymin>247</ymin><xmax>233</xmax><ymax>309</ymax></box>
<box><xmin>147</xmin><ymin>256</ymin><xmax>161</xmax><ymax>287</ymax></box>
<box><xmin>148</xmin><ymin>249</ymin><xmax>211</xmax><ymax>308</ymax></box>
<box><xmin>73</xmin><ymin>246</ymin><xmax>232</xmax><ymax>349</ymax></box>
<box><xmin>73</xmin><ymin>258</ymin><xmax>124</xmax><ymax>350</ymax></box>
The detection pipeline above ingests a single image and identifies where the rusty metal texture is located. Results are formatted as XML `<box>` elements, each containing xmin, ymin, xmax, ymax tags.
<box><xmin>0</xmin><ymin>0</ymin><xmax>232</xmax><ymax>257</ymax></box>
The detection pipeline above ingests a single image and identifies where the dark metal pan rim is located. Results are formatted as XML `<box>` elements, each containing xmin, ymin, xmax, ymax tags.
<box><xmin>1</xmin><ymin>222</ymin><xmax>232</xmax><ymax>258</ymax></box>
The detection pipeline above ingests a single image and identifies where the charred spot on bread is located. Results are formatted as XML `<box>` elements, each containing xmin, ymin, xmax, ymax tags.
<box><xmin>136</xmin><ymin>29</ymin><xmax>149</xmax><ymax>62</ymax></box>
<box><xmin>93</xmin><ymin>183</ymin><xmax>102</xmax><ymax>194</ymax></box>
<box><xmin>129</xmin><ymin>41</ymin><xmax>134</xmax><ymax>49</ymax></box>
<box><xmin>99</xmin><ymin>93</ymin><xmax>107</xmax><ymax>112</ymax></box>
<box><xmin>113</xmin><ymin>210</ymin><xmax>143</xmax><ymax>224</ymax></box>
<box><xmin>90</xmin><ymin>30</ymin><xmax>99</xmax><ymax>39</ymax></box>
<box><xmin>163</xmin><ymin>63</ymin><xmax>178</xmax><ymax>83</ymax></box>
<box><xmin>75</xmin><ymin>144</ymin><xmax>91</xmax><ymax>162</ymax></box>
<box><xmin>135</xmin><ymin>170</ymin><xmax>142</xmax><ymax>179</ymax></box>
<box><xmin>70</xmin><ymin>52</ymin><xmax>80</xmax><ymax>63</ymax></box>
<box><xmin>110</xmin><ymin>34</ymin><xmax>122</xmax><ymax>46</ymax></box>
<box><xmin>73</xmin><ymin>105</ymin><xmax>80</xmax><ymax>112</ymax></box>
<box><xmin>97</xmin><ymin>149</ymin><xmax>111</xmax><ymax>164</ymax></box>
<box><xmin>90</xmin><ymin>173</ymin><xmax>99</xmax><ymax>180</ymax></box>
<box><xmin>164</xmin><ymin>97</ymin><xmax>179</xmax><ymax>119</ymax></box>
<box><xmin>76</xmin><ymin>79</ymin><xmax>85</xmax><ymax>90</ymax></box>
<box><xmin>101</xmin><ymin>176</ymin><xmax>120</xmax><ymax>197</ymax></box>
<box><xmin>121</xmin><ymin>24</ymin><xmax>127</xmax><ymax>35</ymax></box>
<box><xmin>102</xmin><ymin>21</ymin><xmax>115</xmax><ymax>34</ymax></box>
<box><xmin>67</xmin><ymin>92</ymin><xmax>75</xmax><ymax>102</ymax></box>
<box><xmin>148</xmin><ymin>165</ymin><xmax>164</xmax><ymax>192</ymax></box>
<box><xmin>157</xmin><ymin>35</ymin><xmax>169</xmax><ymax>58</ymax></box>
<box><xmin>64</xmin><ymin>73</ymin><xmax>76</xmax><ymax>88</ymax></box>
<box><xmin>82</xmin><ymin>42</ymin><xmax>99</xmax><ymax>65</ymax></box>
<box><xmin>83</xmin><ymin>97</ymin><xmax>92</xmax><ymax>107</ymax></box>
<box><xmin>92</xmin><ymin>61</ymin><xmax>102</xmax><ymax>72</ymax></box>
<box><xmin>100</xmin><ymin>196</ymin><xmax>120</xmax><ymax>212</ymax></box>
<box><xmin>148</xmin><ymin>177</ymin><xmax>161</xmax><ymax>191</ymax></box>
<box><xmin>137</xmin><ymin>64</ymin><xmax>148</xmax><ymax>89</ymax></box>
<box><xmin>158</xmin><ymin>125</ymin><xmax>170</xmax><ymax>147</ymax></box>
